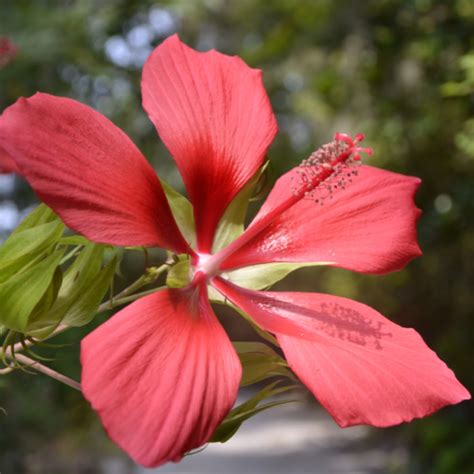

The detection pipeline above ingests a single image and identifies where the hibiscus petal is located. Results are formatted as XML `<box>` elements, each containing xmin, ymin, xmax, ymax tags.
<box><xmin>213</xmin><ymin>278</ymin><xmax>470</xmax><ymax>427</ymax></box>
<box><xmin>0</xmin><ymin>144</ymin><xmax>19</xmax><ymax>174</ymax></box>
<box><xmin>142</xmin><ymin>34</ymin><xmax>278</xmax><ymax>252</ymax></box>
<box><xmin>0</xmin><ymin>93</ymin><xmax>190</xmax><ymax>253</ymax></box>
<box><xmin>221</xmin><ymin>165</ymin><xmax>422</xmax><ymax>274</ymax></box>
<box><xmin>81</xmin><ymin>287</ymin><xmax>241</xmax><ymax>467</ymax></box>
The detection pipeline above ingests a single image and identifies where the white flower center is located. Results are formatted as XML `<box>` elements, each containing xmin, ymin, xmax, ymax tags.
<box><xmin>192</xmin><ymin>252</ymin><xmax>220</xmax><ymax>281</ymax></box>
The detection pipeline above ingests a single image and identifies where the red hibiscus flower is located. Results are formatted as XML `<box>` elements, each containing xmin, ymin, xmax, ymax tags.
<box><xmin>0</xmin><ymin>145</ymin><xmax>19</xmax><ymax>174</ymax></box>
<box><xmin>0</xmin><ymin>35</ymin><xmax>469</xmax><ymax>467</ymax></box>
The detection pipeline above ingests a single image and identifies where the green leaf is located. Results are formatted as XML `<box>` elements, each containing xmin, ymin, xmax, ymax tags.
<box><xmin>211</xmin><ymin>381</ymin><xmax>299</xmax><ymax>443</ymax></box>
<box><xmin>12</xmin><ymin>203</ymin><xmax>58</xmax><ymax>233</ymax></box>
<box><xmin>234</xmin><ymin>341</ymin><xmax>278</xmax><ymax>357</ymax></box>
<box><xmin>60</xmin><ymin>253</ymin><xmax>118</xmax><ymax>327</ymax></box>
<box><xmin>166</xmin><ymin>254</ymin><xmax>191</xmax><ymax>288</ymax></box>
<box><xmin>59</xmin><ymin>235</ymin><xmax>92</xmax><ymax>246</ymax></box>
<box><xmin>161</xmin><ymin>180</ymin><xmax>196</xmax><ymax>248</ymax></box>
<box><xmin>27</xmin><ymin>267</ymin><xmax>63</xmax><ymax>329</ymax></box>
<box><xmin>234</xmin><ymin>341</ymin><xmax>295</xmax><ymax>386</ymax></box>
<box><xmin>46</xmin><ymin>245</ymin><xmax>118</xmax><ymax>330</ymax></box>
<box><xmin>0</xmin><ymin>249</ymin><xmax>65</xmax><ymax>333</ymax></box>
<box><xmin>60</xmin><ymin>245</ymin><xmax>104</xmax><ymax>298</ymax></box>
<box><xmin>212</xmin><ymin>162</ymin><xmax>269</xmax><ymax>253</ymax></box>
<box><xmin>0</xmin><ymin>220</ymin><xmax>64</xmax><ymax>284</ymax></box>
<box><xmin>210</xmin><ymin>263</ymin><xmax>333</xmax><ymax>306</ymax></box>
<box><xmin>221</xmin><ymin>261</ymin><xmax>332</xmax><ymax>291</ymax></box>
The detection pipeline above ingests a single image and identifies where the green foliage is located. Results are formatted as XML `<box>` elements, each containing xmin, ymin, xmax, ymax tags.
<box><xmin>0</xmin><ymin>205</ymin><xmax>119</xmax><ymax>338</ymax></box>
<box><xmin>0</xmin><ymin>205</ymin><xmax>65</xmax><ymax>333</ymax></box>
<box><xmin>32</xmin><ymin>244</ymin><xmax>119</xmax><ymax>336</ymax></box>
<box><xmin>165</xmin><ymin>254</ymin><xmax>191</xmax><ymax>288</ymax></box>
<box><xmin>211</xmin><ymin>381</ymin><xmax>299</xmax><ymax>443</ymax></box>
<box><xmin>223</xmin><ymin>262</ymin><xmax>330</xmax><ymax>291</ymax></box>
<box><xmin>410</xmin><ymin>412</ymin><xmax>474</xmax><ymax>474</ymax></box>
<box><xmin>211</xmin><ymin>341</ymin><xmax>297</xmax><ymax>443</ymax></box>
<box><xmin>441</xmin><ymin>53</ymin><xmax>474</xmax><ymax>97</ymax></box>
<box><xmin>234</xmin><ymin>341</ymin><xmax>294</xmax><ymax>386</ymax></box>
<box><xmin>58</xmin><ymin>235</ymin><xmax>92</xmax><ymax>246</ymax></box>
<box><xmin>0</xmin><ymin>248</ymin><xmax>64</xmax><ymax>333</ymax></box>
<box><xmin>0</xmin><ymin>206</ymin><xmax>64</xmax><ymax>283</ymax></box>
<box><xmin>211</xmin><ymin>296</ymin><xmax>278</xmax><ymax>346</ymax></box>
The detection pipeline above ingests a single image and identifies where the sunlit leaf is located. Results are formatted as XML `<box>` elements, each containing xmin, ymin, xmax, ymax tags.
<box><xmin>0</xmin><ymin>220</ymin><xmax>64</xmax><ymax>283</ymax></box>
<box><xmin>222</xmin><ymin>262</ymin><xmax>331</xmax><ymax>291</ymax></box>
<box><xmin>0</xmin><ymin>249</ymin><xmax>65</xmax><ymax>332</ymax></box>
<box><xmin>209</xmin><ymin>263</ymin><xmax>333</xmax><ymax>305</ymax></box>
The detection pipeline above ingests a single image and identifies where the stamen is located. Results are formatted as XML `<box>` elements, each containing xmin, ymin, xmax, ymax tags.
<box><xmin>205</xmin><ymin>133</ymin><xmax>373</xmax><ymax>272</ymax></box>
<box><xmin>291</xmin><ymin>133</ymin><xmax>373</xmax><ymax>205</ymax></box>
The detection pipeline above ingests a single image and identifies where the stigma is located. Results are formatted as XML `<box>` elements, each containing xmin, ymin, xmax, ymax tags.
<box><xmin>291</xmin><ymin>133</ymin><xmax>373</xmax><ymax>204</ymax></box>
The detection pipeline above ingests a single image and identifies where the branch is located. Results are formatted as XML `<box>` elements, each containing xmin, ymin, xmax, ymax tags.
<box><xmin>12</xmin><ymin>353</ymin><xmax>81</xmax><ymax>391</ymax></box>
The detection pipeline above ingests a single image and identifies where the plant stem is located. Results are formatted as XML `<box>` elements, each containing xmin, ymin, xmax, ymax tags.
<box><xmin>101</xmin><ymin>263</ymin><xmax>168</xmax><ymax>309</ymax></box>
<box><xmin>9</xmin><ymin>324</ymin><xmax>68</xmax><ymax>356</ymax></box>
<box><xmin>59</xmin><ymin>245</ymin><xmax>82</xmax><ymax>265</ymax></box>
<box><xmin>109</xmin><ymin>286</ymin><xmax>164</xmax><ymax>307</ymax></box>
<box><xmin>12</xmin><ymin>353</ymin><xmax>81</xmax><ymax>391</ymax></box>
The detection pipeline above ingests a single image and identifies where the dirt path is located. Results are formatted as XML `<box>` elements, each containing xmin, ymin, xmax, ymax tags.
<box><xmin>134</xmin><ymin>401</ymin><xmax>409</xmax><ymax>474</ymax></box>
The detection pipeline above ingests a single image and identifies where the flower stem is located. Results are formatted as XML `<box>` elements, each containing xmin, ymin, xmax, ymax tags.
<box><xmin>102</xmin><ymin>263</ymin><xmax>168</xmax><ymax>309</ymax></box>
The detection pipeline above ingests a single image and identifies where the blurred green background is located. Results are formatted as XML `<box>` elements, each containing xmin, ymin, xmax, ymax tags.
<box><xmin>0</xmin><ymin>0</ymin><xmax>473</xmax><ymax>473</ymax></box>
